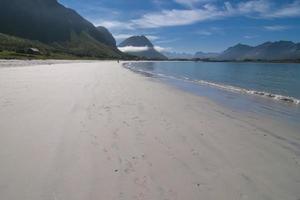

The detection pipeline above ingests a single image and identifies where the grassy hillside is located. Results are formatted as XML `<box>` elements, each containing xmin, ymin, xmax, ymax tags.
<box><xmin>0</xmin><ymin>0</ymin><xmax>134</xmax><ymax>60</ymax></box>
<box><xmin>0</xmin><ymin>0</ymin><xmax>116</xmax><ymax>46</ymax></box>
<box><xmin>0</xmin><ymin>33</ymin><xmax>134</xmax><ymax>59</ymax></box>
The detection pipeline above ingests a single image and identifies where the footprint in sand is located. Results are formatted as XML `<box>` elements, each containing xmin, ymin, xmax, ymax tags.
<box><xmin>113</xmin><ymin>129</ymin><xmax>119</xmax><ymax>138</ymax></box>
<box><xmin>136</xmin><ymin>131</ymin><xmax>145</xmax><ymax>141</ymax></box>
<box><xmin>123</xmin><ymin>121</ymin><xmax>130</xmax><ymax>127</ymax></box>
<box><xmin>132</xmin><ymin>116</ymin><xmax>139</xmax><ymax>120</ymax></box>
<box><xmin>240</xmin><ymin>193</ymin><xmax>249</xmax><ymax>200</ymax></box>
<box><xmin>103</xmin><ymin>148</ymin><xmax>108</xmax><ymax>153</ymax></box>
<box><xmin>111</xmin><ymin>142</ymin><xmax>119</xmax><ymax>150</ymax></box>
<box><xmin>102</xmin><ymin>106</ymin><xmax>111</xmax><ymax>113</ymax></box>
<box><xmin>293</xmin><ymin>157</ymin><xmax>300</xmax><ymax>166</ymax></box>
<box><xmin>2</xmin><ymin>100</ymin><xmax>13</xmax><ymax>107</ymax></box>
<box><xmin>141</xmin><ymin>154</ymin><xmax>146</xmax><ymax>159</ymax></box>
<box><xmin>91</xmin><ymin>141</ymin><xmax>99</xmax><ymax>146</ymax></box>
<box><xmin>134</xmin><ymin>176</ymin><xmax>148</xmax><ymax>188</ymax></box>
<box><xmin>191</xmin><ymin>149</ymin><xmax>200</xmax><ymax>156</ymax></box>
<box><xmin>168</xmin><ymin>189</ymin><xmax>178</xmax><ymax>200</ymax></box>
<box><xmin>133</xmin><ymin>192</ymin><xmax>146</xmax><ymax>200</ymax></box>
<box><xmin>124</xmin><ymin>160</ymin><xmax>135</xmax><ymax>174</ymax></box>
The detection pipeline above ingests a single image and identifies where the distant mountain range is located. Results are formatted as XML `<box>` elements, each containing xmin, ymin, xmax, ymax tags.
<box><xmin>168</xmin><ymin>41</ymin><xmax>300</xmax><ymax>61</ymax></box>
<box><xmin>217</xmin><ymin>41</ymin><xmax>300</xmax><ymax>61</ymax></box>
<box><xmin>194</xmin><ymin>51</ymin><xmax>219</xmax><ymax>59</ymax></box>
<box><xmin>0</xmin><ymin>0</ymin><xmax>126</xmax><ymax>59</ymax></box>
<box><xmin>118</xmin><ymin>36</ymin><xmax>167</xmax><ymax>60</ymax></box>
<box><xmin>163</xmin><ymin>52</ymin><xmax>194</xmax><ymax>59</ymax></box>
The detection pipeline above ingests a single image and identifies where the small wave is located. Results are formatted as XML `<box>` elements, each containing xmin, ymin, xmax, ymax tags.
<box><xmin>123</xmin><ymin>63</ymin><xmax>156</xmax><ymax>77</ymax></box>
<box><xmin>196</xmin><ymin>80</ymin><xmax>300</xmax><ymax>105</ymax></box>
<box><xmin>123</xmin><ymin>63</ymin><xmax>300</xmax><ymax>105</ymax></box>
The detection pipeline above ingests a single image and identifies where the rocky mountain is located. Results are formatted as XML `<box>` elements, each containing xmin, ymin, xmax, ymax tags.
<box><xmin>119</xmin><ymin>35</ymin><xmax>154</xmax><ymax>48</ymax></box>
<box><xmin>217</xmin><ymin>41</ymin><xmax>300</xmax><ymax>61</ymax></box>
<box><xmin>0</xmin><ymin>0</ymin><xmax>124</xmax><ymax>58</ymax></box>
<box><xmin>118</xmin><ymin>36</ymin><xmax>167</xmax><ymax>60</ymax></box>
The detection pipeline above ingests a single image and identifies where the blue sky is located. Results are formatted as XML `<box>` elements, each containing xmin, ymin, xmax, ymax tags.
<box><xmin>58</xmin><ymin>0</ymin><xmax>300</xmax><ymax>53</ymax></box>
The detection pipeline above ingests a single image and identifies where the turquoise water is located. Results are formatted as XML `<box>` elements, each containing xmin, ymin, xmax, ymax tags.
<box><xmin>124</xmin><ymin>61</ymin><xmax>300</xmax><ymax>123</ymax></box>
<box><xmin>126</xmin><ymin>61</ymin><xmax>300</xmax><ymax>104</ymax></box>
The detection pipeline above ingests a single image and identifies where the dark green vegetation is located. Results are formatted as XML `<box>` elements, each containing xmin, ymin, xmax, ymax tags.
<box><xmin>0</xmin><ymin>0</ymin><xmax>133</xmax><ymax>59</ymax></box>
<box><xmin>118</xmin><ymin>36</ymin><xmax>168</xmax><ymax>60</ymax></box>
<box><xmin>0</xmin><ymin>33</ymin><xmax>94</xmax><ymax>59</ymax></box>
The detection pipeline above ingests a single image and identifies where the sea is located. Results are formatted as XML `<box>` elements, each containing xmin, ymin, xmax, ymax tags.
<box><xmin>124</xmin><ymin>61</ymin><xmax>300</xmax><ymax>125</ymax></box>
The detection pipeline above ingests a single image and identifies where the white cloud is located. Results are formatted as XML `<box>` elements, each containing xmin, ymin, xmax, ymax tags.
<box><xmin>130</xmin><ymin>0</ymin><xmax>274</xmax><ymax>29</ymax></box>
<box><xmin>196</xmin><ymin>30</ymin><xmax>213</xmax><ymax>36</ymax></box>
<box><xmin>147</xmin><ymin>35</ymin><xmax>160</xmax><ymax>41</ymax></box>
<box><xmin>174</xmin><ymin>0</ymin><xmax>214</xmax><ymax>7</ymax></box>
<box><xmin>156</xmin><ymin>38</ymin><xmax>180</xmax><ymax>44</ymax></box>
<box><xmin>154</xmin><ymin>46</ymin><xmax>171</xmax><ymax>52</ymax></box>
<box><xmin>94</xmin><ymin>1</ymin><xmax>300</xmax><ymax>30</ymax></box>
<box><xmin>114</xmin><ymin>34</ymin><xmax>134</xmax><ymax>40</ymax></box>
<box><xmin>132</xmin><ymin>4</ymin><xmax>230</xmax><ymax>28</ymax></box>
<box><xmin>244</xmin><ymin>35</ymin><xmax>259</xmax><ymax>39</ymax></box>
<box><xmin>118</xmin><ymin>45</ymin><xmax>169</xmax><ymax>53</ymax></box>
<box><xmin>236</xmin><ymin>0</ymin><xmax>300</xmax><ymax>18</ymax></box>
<box><xmin>264</xmin><ymin>25</ymin><xmax>289</xmax><ymax>31</ymax></box>
<box><xmin>237</xmin><ymin>0</ymin><xmax>270</xmax><ymax>14</ymax></box>
<box><xmin>118</xmin><ymin>46</ymin><xmax>150</xmax><ymax>52</ymax></box>
<box><xmin>263</xmin><ymin>1</ymin><xmax>300</xmax><ymax>18</ymax></box>
<box><xmin>95</xmin><ymin>20</ymin><xmax>133</xmax><ymax>30</ymax></box>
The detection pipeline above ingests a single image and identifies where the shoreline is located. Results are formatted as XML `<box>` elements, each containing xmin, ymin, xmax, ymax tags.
<box><xmin>0</xmin><ymin>60</ymin><xmax>300</xmax><ymax>199</ymax></box>
<box><xmin>1</xmin><ymin>58</ymin><xmax>300</xmax><ymax>64</ymax></box>
<box><xmin>123</xmin><ymin>62</ymin><xmax>300</xmax><ymax>105</ymax></box>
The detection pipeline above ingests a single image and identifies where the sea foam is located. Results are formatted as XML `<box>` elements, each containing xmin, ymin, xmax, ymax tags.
<box><xmin>123</xmin><ymin>62</ymin><xmax>300</xmax><ymax>105</ymax></box>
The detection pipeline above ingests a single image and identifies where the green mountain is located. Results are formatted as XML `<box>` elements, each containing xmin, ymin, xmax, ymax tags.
<box><xmin>118</xmin><ymin>36</ymin><xmax>167</xmax><ymax>60</ymax></box>
<box><xmin>97</xmin><ymin>26</ymin><xmax>117</xmax><ymax>46</ymax></box>
<box><xmin>0</xmin><ymin>0</ymin><xmax>127</xmax><ymax>59</ymax></box>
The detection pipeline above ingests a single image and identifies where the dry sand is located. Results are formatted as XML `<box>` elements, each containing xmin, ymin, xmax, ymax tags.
<box><xmin>0</xmin><ymin>61</ymin><xmax>299</xmax><ymax>200</ymax></box>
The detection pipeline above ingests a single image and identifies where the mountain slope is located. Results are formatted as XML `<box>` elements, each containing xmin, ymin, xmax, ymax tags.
<box><xmin>245</xmin><ymin>41</ymin><xmax>300</xmax><ymax>60</ymax></box>
<box><xmin>218</xmin><ymin>44</ymin><xmax>253</xmax><ymax>60</ymax></box>
<box><xmin>0</xmin><ymin>0</ymin><xmax>124</xmax><ymax>58</ymax></box>
<box><xmin>96</xmin><ymin>26</ymin><xmax>116</xmax><ymax>47</ymax></box>
<box><xmin>217</xmin><ymin>41</ymin><xmax>300</xmax><ymax>61</ymax></box>
<box><xmin>118</xmin><ymin>36</ymin><xmax>167</xmax><ymax>60</ymax></box>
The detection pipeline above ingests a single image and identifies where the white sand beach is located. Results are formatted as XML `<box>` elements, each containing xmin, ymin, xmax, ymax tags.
<box><xmin>0</xmin><ymin>60</ymin><xmax>299</xmax><ymax>200</ymax></box>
